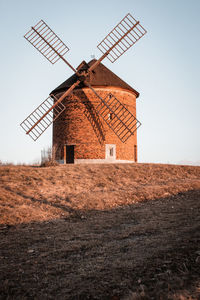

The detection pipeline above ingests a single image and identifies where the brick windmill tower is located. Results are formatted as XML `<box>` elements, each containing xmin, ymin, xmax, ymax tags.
<box><xmin>20</xmin><ymin>14</ymin><xmax>147</xmax><ymax>164</ymax></box>
<box><xmin>51</xmin><ymin>60</ymin><xmax>140</xmax><ymax>163</ymax></box>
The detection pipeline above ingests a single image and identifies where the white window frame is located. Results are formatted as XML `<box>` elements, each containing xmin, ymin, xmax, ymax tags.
<box><xmin>105</xmin><ymin>144</ymin><xmax>116</xmax><ymax>160</ymax></box>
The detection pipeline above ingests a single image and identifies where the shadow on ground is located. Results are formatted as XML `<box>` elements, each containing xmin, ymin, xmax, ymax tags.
<box><xmin>0</xmin><ymin>189</ymin><xmax>200</xmax><ymax>299</ymax></box>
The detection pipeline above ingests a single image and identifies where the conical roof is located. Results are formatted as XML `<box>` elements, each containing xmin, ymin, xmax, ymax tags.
<box><xmin>51</xmin><ymin>59</ymin><xmax>139</xmax><ymax>97</ymax></box>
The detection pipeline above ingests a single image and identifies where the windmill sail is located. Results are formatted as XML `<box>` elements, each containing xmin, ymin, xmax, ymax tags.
<box><xmin>24</xmin><ymin>20</ymin><xmax>70</xmax><ymax>64</ymax></box>
<box><xmin>97</xmin><ymin>13</ymin><xmax>147</xmax><ymax>63</ymax></box>
<box><xmin>20</xmin><ymin>96</ymin><xmax>66</xmax><ymax>141</ymax></box>
<box><xmin>20</xmin><ymin>80</ymin><xmax>81</xmax><ymax>140</ymax></box>
<box><xmin>88</xmin><ymin>85</ymin><xmax>141</xmax><ymax>143</ymax></box>
<box><xmin>24</xmin><ymin>20</ymin><xmax>76</xmax><ymax>72</ymax></box>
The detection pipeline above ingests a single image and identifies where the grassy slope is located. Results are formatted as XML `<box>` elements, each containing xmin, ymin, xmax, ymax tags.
<box><xmin>1</xmin><ymin>163</ymin><xmax>200</xmax><ymax>225</ymax></box>
<box><xmin>1</xmin><ymin>163</ymin><xmax>200</xmax><ymax>299</ymax></box>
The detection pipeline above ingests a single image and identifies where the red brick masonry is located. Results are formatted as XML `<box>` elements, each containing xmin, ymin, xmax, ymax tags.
<box><xmin>53</xmin><ymin>86</ymin><xmax>138</xmax><ymax>163</ymax></box>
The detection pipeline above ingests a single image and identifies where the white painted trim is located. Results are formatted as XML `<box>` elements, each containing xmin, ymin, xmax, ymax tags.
<box><xmin>74</xmin><ymin>159</ymin><xmax>135</xmax><ymax>164</ymax></box>
<box><xmin>105</xmin><ymin>144</ymin><xmax>116</xmax><ymax>161</ymax></box>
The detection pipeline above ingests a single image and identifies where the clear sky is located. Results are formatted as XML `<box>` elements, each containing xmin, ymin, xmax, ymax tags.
<box><xmin>0</xmin><ymin>0</ymin><xmax>199</xmax><ymax>165</ymax></box>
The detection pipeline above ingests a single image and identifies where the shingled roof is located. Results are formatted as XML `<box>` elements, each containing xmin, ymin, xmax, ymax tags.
<box><xmin>51</xmin><ymin>59</ymin><xmax>139</xmax><ymax>98</ymax></box>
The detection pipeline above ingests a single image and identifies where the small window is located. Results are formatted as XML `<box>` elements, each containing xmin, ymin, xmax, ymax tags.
<box><xmin>106</xmin><ymin>144</ymin><xmax>116</xmax><ymax>160</ymax></box>
<box><xmin>110</xmin><ymin>147</ymin><xmax>114</xmax><ymax>157</ymax></box>
<box><xmin>108</xmin><ymin>113</ymin><xmax>113</xmax><ymax>120</ymax></box>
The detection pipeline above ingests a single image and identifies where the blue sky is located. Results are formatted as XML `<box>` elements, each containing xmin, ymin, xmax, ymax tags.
<box><xmin>0</xmin><ymin>0</ymin><xmax>200</xmax><ymax>165</ymax></box>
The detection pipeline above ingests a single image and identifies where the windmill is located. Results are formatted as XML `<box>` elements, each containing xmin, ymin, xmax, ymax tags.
<box><xmin>20</xmin><ymin>14</ymin><xmax>147</xmax><ymax>163</ymax></box>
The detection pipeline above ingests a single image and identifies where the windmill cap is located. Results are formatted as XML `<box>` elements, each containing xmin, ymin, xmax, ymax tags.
<box><xmin>51</xmin><ymin>59</ymin><xmax>139</xmax><ymax>98</ymax></box>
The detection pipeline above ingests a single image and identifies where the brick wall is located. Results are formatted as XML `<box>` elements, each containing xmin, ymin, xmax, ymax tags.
<box><xmin>53</xmin><ymin>86</ymin><xmax>138</xmax><ymax>162</ymax></box>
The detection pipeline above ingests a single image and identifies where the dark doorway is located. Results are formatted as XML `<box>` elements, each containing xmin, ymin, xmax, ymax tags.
<box><xmin>64</xmin><ymin>145</ymin><xmax>75</xmax><ymax>164</ymax></box>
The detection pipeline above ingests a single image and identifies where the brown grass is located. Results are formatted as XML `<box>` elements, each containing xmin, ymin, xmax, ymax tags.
<box><xmin>0</xmin><ymin>163</ymin><xmax>200</xmax><ymax>225</ymax></box>
<box><xmin>0</xmin><ymin>163</ymin><xmax>200</xmax><ymax>299</ymax></box>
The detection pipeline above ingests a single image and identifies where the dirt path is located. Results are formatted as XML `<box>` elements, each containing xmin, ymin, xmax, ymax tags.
<box><xmin>0</xmin><ymin>188</ymin><xmax>200</xmax><ymax>299</ymax></box>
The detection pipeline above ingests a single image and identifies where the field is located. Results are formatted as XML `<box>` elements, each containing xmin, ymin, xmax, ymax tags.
<box><xmin>0</xmin><ymin>163</ymin><xmax>200</xmax><ymax>299</ymax></box>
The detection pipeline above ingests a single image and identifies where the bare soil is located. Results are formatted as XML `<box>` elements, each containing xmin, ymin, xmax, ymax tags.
<box><xmin>0</xmin><ymin>163</ymin><xmax>200</xmax><ymax>299</ymax></box>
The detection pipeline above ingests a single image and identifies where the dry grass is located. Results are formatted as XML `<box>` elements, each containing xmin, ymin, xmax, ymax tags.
<box><xmin>0</xmin><ymin>163</ymin><xmax>200</xmax><ymax>299</ymax></box>
<box><xmin>0</xmin><ymin>163</ymin><xmax>200</xmax><ymax>225</ymax></box>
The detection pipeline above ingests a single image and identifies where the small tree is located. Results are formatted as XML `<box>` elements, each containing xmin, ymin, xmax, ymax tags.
<box><xmin>41</xmin><ymin>146</ymin><xmax>58</xmax><ymax>167</ymax></box>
